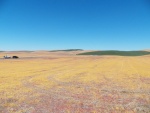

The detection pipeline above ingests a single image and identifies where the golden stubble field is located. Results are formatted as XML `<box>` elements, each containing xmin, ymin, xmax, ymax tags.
<box><xmin>0</xmin><ymin>51</ymin><xmax>150</xmax><ymax>113</ymax></box>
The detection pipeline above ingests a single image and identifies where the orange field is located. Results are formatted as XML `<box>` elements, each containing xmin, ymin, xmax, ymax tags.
<box><xmin>0</xmin><ymin>52</ymin><xmax>150</xmax><ymax>113</ymax></box>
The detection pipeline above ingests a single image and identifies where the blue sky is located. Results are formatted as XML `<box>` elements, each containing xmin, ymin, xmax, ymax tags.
<box><xmin>0</xmin><ymin>0</ymin><xmax>150</xmax><ymax>51</ymax></box>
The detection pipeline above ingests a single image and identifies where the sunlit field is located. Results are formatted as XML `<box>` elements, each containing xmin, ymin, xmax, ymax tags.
<box><xmin>0</xmin><ymin>52</ymin><xmax>150</xmax><ymax>113</ymax></box>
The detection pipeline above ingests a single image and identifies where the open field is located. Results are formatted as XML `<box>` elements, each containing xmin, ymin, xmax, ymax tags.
<box><xmin>0</xmin><ymin>51</ymin><xmax>150</xmax><ymax>113</ymax></box>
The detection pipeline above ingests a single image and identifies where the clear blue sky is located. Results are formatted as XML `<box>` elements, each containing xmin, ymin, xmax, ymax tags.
<box><xmin>0</xmin><ymin>0</ymin><xmax>150</xmax><ymax>51</ymax></box>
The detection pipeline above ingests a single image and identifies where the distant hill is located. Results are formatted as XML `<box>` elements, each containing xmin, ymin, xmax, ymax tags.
<box><xmin>77</xmin><ymin>50</ymin><xmax>150</xmax><ymax>56</ymax></box>
<box><xmin>49</xmin><ymin>49</ymin><xmax>83</xmax><ymax>52</ymax></box>
<box><xmin>0</xmin><ymin>51</ymin><xmax>34</xmax><ymax>53</ymax></box>
<box><xmin>10</xmin><ymin>51</ymin><xmax>34</xmax><ymax>52</ymax></box>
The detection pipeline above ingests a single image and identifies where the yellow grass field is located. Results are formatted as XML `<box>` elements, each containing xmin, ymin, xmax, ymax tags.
<box><xmin>0</xmin><ymin>51</ymin><xmax>150</xmax><ymax>113</ymax></box>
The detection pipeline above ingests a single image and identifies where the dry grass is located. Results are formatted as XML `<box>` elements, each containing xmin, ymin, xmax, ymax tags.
<box><xmin>0</xmin><ymin>52</ymin><xmax>150</xmax><ymax>113</ymax></box>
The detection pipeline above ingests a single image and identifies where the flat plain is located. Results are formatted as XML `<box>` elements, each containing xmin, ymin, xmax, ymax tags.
<box><xmin>0</xmin><ymin>51</ymin><xmax>150</xmax><ymax>113</ymax></box>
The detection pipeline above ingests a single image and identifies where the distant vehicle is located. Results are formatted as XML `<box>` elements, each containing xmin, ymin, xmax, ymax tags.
<box><xmin>12</xmin><ymin>56</ymin><xmax>19</xmax><ymax>59</ymax></box>
<box><xmin>4</xmin><ymin>55</ymin><xmax>11</xmax><ymax>59</ymax></box>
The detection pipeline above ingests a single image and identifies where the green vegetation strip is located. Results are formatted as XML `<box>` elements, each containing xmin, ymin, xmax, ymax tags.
<box><xmin>77</xmin><ymin>50</ymin><xmax>150</xmax><ymax>56</ymax></box>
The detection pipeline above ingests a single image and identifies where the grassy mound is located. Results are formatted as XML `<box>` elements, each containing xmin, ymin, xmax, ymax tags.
<box><xmin>77</xmin><ymin>50</ymin><xmax>150</xmax><ymax>56</ymax></box>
